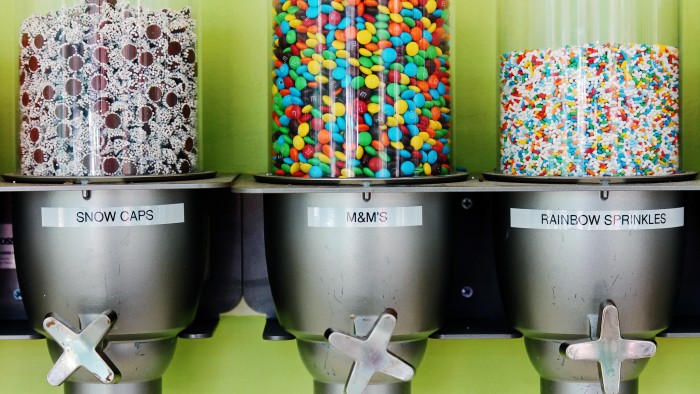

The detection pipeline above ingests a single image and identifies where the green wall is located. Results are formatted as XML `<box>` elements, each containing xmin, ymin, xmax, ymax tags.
<box><xmin>1</xmin><ymin>1</ymin><xmax>700</xmax><ymax>393</ymax></box>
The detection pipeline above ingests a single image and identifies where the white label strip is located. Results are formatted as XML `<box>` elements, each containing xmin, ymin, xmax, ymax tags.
<box><xmin>308</xmin><ymin>206</ymin><xmax>423</xmax><ymax>228</ymax></box>
<box><xmin>42</xmin><ymin>204</ymin><xmax>185</xmax><ymax>228</ymax></box>
<box><xmin>0</xmin><ymin>224</ymin><xmax>15</xmax><ymax>269</ymax></box>
<box><xmin>511</xmin><ymin>208</ymin><xmax>684</xmax><ymax>231</ymax></box>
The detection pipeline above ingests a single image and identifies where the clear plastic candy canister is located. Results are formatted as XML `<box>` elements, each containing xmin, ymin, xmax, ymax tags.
<box><xmin>16</xmin><ymin>0</ymin><xmax>200</xmax><ymax>177</ymax></box>
<box><xmin>498</xmin><ymin>0</ymin><xmax>680</xmax><ymax>177</ymax></box>
<box><xmin>271</xmin><ymin>0</ymin><xmax>453</xmax><ymax>179</ymax></box>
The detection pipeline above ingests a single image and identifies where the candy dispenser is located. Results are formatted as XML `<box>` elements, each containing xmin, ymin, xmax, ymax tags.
<box><xmin>271</xmin><ymin>0</ymin><xmax>454</xmax><ymax>180</ymax></box>
<box><xmin>489</xmin><ymin>1</ymin><xmax>689</xmax><ymax>393</ymax></box>
<box><xmin>262</xmin><ymin>1</ymin><xmax>462</xmax><ymax>393</ymax></box>
<box><xmin>497</xmin><ymin>0</ymin><xmax>680</xmax><ymax>178</ymax></box>
<box><xmin>6</xmin><ymin>1</ymin><xmax>219</xmax><ymax>393</ymax></box>
<box><xmin>17</xmin><ymin>0</ymin><xmax>199</xmax><ymax>178</ymax></box>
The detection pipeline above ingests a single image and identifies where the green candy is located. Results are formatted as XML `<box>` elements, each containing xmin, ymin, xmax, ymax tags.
<box><xmin>359</xmin><ymin>57</ymin><xmax>374</xmax><ymax>68</ymax></box>
<box><xmin>386</xmin><ymin>83</ymin><xmax>403</xmax><ymax>98</ymax></box>
<box><xmin>295</xmin><ymin>77</ymin><xmax>307</xmax><ymax>91</ymax></box>
<box><xmin>376</xmin><ymin>29</ymin><xmax>390</xmax><ymax>41</ymax></box>
<box><xmin>289</xmin><ymin>56</ymin><xmax>301</xmax><ymax>70</ymax></box>
<box><xmin>358</xmin><ymin>132</ymin><xmax>372</xmax><ymax>146</ymax></box>
<box><xmin>416</xmin><ymin>67</ymin><xmax>429</xmax><ymax>80</ymax></box>
<box><xmin>323</xmin><ymin>50</ymin><xmax>336</xmax><ymax>60</ymax></box>
<box><xmin>285</xmin><ymin>30</ymin><xmax>296</xmax><ymax>44</ymax></box>
<box><xmin>426</xmin><ymin>46</ymin><xmax>438</xmax><ymax>59</ymax></box>
<box><xmin>303</xmin><ymin>136</ymin><xmax>315</xmax><ymax>145</ymax></box>
<box><xmin>320</xmin><ymin>163</ymin><xmax>331</xmax><ymax>174</ymax></box>
<box><xmin>281</xmin><ymin>164</ymin><xmax>291</xmax><ymax>173</ymax></box>
<box><xmin>308</xmin><ymin>158</ymin><xmax>321</xmax><ymax>166</ymax></box>
<box><xmin>413</xmin><ymin>55</ymin><xmax>426</xmax><ymax>66</ymax></box>
<box><xmin>376</xmin><ymin>14</ymin><xmax>390</xmax><ymax>22</ymax></box>
<box><xmin>362</xmin><ymin>167</ymin><xmax>375</xmax><ymax>177</ymax></box>
<box><xmin>351</xmin><ymin>76</ymin><xmax>365</xmax><ymax>89</ymax></box>
<box><xmin>364</xmin><ymin>146</ymin><xmax>377</xmax><ymax>156</ymax></box>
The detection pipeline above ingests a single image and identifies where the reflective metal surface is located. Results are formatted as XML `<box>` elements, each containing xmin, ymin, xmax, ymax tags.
<box><xmin>264</xmin><ymin>191</ymin><xmax>454</xmax><ymax>393</ymax></box>
<box><xmin>12</xmin><ymin>188</ymin><xmax>208</xmax><ymax>394</ymax></box>
<box><xmin>493</xmin><ymin>191</ymin><xmax>684</xmax><ymax>393</ymax></box>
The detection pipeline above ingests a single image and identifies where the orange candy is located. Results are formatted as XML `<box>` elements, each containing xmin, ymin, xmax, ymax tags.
<box><xmin>317</xmin><ymin>130</ymin><xmax>331</xmax><ymax>145</ymax></box>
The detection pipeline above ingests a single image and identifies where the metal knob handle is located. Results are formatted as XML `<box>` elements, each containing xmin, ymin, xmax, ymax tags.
<box><xmin>562</xmin><ymin>301</ymin><xmax>656</xmax><ymax>394</ymax></box>
<box><xmin>43</xmin><ymin>311</ymin><xmax>120</xmax><ymax>386</ymax></box>
<box><xmin>326</xmin><ymin>308</ymin><xmax>414</xmax><ymax>394</ymax></box>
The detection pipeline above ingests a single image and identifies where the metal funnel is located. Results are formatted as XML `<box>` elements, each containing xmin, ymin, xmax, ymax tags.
<box><xmin>264</xmin><ymin>191</ymin><xmax>454</xmax><ymax>394</ymax></box>
<box><xmin>12</xmin><ymin>187</ymin><xmax>209</xmax><ymax>394</ymax></box>
<box><xmin>493</xmin><ymin>190</ymin><xmax>684</xmax><ymax>393</ymax></box>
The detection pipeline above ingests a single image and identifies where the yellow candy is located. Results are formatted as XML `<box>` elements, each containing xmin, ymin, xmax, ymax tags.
<box><xmin>290</xmin><ymin>162</ymin><xmax>301</xmax><ymax>174</ymax></box>
<box><xmin>425</xmin><ymin>0</ymin><xmax>437</xmax><ymax>13</ymax></box>
<box><xmin>410</xmin><ymin>136</ymin><xmax>423</xmax><ymax>150</ymax></box>
<box><xmin>293</xmin><ymin>135</ymin><xmax>305</xmax><ymax>151</ymax></box>
<box><xmin>367</xmin><ymin>103</ymin><xmax>381</xmax><ymax>114</ymax></box>
<box><xmin>389</xmin><ymin>13</ymin><xmax>403</xmax><ymax>23</ymax></box>
<box><xmin>365</xmin><ymin>23</ymin><xmax>377</xmax><ymax>34</ymax></box>
<box><xmin>355</xmin><ymin>146</ymin><xmax>364</xmax><ymax>160</ymax></box>
<box><xmin>423</xmin><ymin>162</ymin><xmax>432</xmax><ymax>176</ymax></box>
<box><xmin>359</xmin><ymin>48</ymin><xmax>373</xmax><ymax>57</ymax></box>
<box><xmin>390</xmin><ymin>141</ymin><xmax>405</xmax><ymax>150</ymax></box>
<box><xmin>298</xmin><ymin>122</ymin><xmax>310</xmax><ymax>137</ymax></box>
<box><xmin>357</xmin><ymin>30</ymin><xmax>373</xmax><ymax>45</ymax></box>
<box><xmin>314</xmin><ymin>153</ymin><xmax>331</xmax><ymax>164</ymax></box>
<box><xmin>365</xmin><ymin>74</ymin><xmax>380</xmax><ymax>89</ymax></box>
<box><xmin>302</xmin><ymin>105</ymin><xmax>313</xmax><ymax>114</ymax></box>
<box><xmin>335</xmin><ymin>151</ymin><xmax>346</xmax><ymax>162</ymax></box>
<box><xmin>336</xmin><ymin>50</ymin><xmax>350</xmax><ymax>58</ymax></box>
<box><xmin>395</xmin><ymin>100</ymin><xmax>409</xmax><ymax>114</ymax></box>
<box><xmin>312</xmin><ymin>53</ymin><xmax>324</xmax><ymax>63</ymax></box>
<box><xmin>406</xmin><ymin>42</ymin><xmax>419</xmax><ymax>57</ymax></box>
<box><xmin>300</xmin><ymin>163</ymin><xmax>312</xmax><ymax>173</ymax></box>
<box><xmin>307</xmin><ymin>60</ymin><xmax>321</xmax><ymax>75</ymax></box>
<box><xmin>323</xmin><ymin>59</ymin><xmax>337</xmax><ymax>70</ymax></box>
<box><xmin>331</xmin><ymin>102</ymin><xmax>346</xmax><ymax>117</ymax></box>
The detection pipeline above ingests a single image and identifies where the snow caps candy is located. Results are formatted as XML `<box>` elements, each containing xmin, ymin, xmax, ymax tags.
<box><xmin>499</xmin><ymin>43</ymin><xmax>680</xmax><ymax>177</ymax></box>
<box><xmin>272</xmin><ymin>0</ymin><xmax>453</xmax><ymax>179</ymax></box>
<box><xmin>19</xmin><ymin>0</ymin><xmax>198</xmax><ymax>177</ymax></box>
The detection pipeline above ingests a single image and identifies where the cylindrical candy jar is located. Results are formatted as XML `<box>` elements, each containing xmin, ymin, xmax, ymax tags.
<box><xmin>16</xmin><ymin>0</ymin><xmax>200</xmax><ymax>177</ymax></box>
<box><xmin>271</xmin><ymin>0</ymin><xmax>453</xmax><ymax>179</ymax></box>
<box><xmin>498</xmin><ymin>0</ymin><xmax>680</xmax><ymax>177</ymax></box>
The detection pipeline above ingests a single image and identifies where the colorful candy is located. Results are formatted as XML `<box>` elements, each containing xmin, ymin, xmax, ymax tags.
<box><xmin>19</xmin><ymin>0</ymin><xmax>198</xmax><ymax>177</ymax></box>
<box><xmin>272</xmin><ymin>0</ymin><xmax>452</xmax><ymax>179</ymax></box>
<box><xmin>500</xmin><ymin>43</ymin><xmax>680</xmax><ymax>177</ymax></box>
